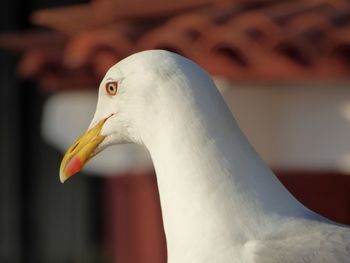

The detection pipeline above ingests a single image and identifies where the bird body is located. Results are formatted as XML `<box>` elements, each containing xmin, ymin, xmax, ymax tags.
<box><xmin>60</xmin><ymin>50</ymin><xmax>350</xmax><ymax>262</ymax></box>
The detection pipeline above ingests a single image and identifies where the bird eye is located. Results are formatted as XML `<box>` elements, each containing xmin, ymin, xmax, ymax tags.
<box><xmin>105</xmin><ymin>81</ymin><xmax>118</xmax><ymax>96</ymax></box>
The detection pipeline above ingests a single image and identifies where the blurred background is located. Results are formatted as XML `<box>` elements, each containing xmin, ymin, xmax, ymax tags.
<box><xmin>1</xmin><ymin>0</ymin><xmax>350</xmax><ymax>262</ymax></box>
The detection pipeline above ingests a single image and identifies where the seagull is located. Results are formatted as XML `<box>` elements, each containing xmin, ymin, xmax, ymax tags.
<box><xmin>60</xmin><ymin>50</ymin><xmax>350</xmax><ymax>263</ymax></box>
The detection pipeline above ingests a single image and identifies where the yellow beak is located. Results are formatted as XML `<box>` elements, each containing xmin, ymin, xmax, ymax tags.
<box><xmin>59</xmin><ymin>118</ymin><xmax>107</xmax><ymax>183</ymax></box>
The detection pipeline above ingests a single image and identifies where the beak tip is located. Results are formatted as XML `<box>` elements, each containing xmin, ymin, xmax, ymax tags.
<box><xmin>59</xmin><ymin>156</ymin><xmax>82</xmax><ymax>184</ymax></box>
<box><xmin>59</xmin><ymin>172</ymin><xmax>67</xmax><ymax>183</ymax></box>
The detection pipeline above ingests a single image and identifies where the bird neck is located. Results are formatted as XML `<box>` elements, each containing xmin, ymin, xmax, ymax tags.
<box><xmin>139</xmin><ymin>81</ymin><xmax>304</xmax><ymax>261</ymax></box>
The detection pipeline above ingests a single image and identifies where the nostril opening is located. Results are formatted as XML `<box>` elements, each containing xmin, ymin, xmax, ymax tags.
<box><xmin>70</xmin><ymin>142</ymin><xmax>80</xmax><ymax>153</ymax></box>
<box><xmin>213</xmin><ymin>44</ymin><xmax>249</xmax><ymax>67</ymax></box>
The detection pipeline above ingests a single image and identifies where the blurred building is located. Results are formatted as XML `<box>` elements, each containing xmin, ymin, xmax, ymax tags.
<box><xmin>1</xmin><ymin>0</ymin><xmax>350</xmax><ymax>262</ymax></box>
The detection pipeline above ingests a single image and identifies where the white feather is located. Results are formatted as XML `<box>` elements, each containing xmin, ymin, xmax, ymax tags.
<box><xmin>91</xmin><ymin>50</ymin><xmax>350</xmax><ymax>262</ymax></box>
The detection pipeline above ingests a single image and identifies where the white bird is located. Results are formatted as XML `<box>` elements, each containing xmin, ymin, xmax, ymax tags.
<box><xmin>60</xmin><ymin>50</ymin><xmax>350</xmax><ymax>263</ymax></box>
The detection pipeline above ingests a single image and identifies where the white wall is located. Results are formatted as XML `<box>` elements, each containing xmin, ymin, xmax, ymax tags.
<box><xmin>216</xmin><ymin>79</ymin><xmax>350</xmax><ymax>172</ymax></box>
<box><xmin>43</xmin><ymin>80</ymin><xmax>350</xmax><ymax>175</ymax></box>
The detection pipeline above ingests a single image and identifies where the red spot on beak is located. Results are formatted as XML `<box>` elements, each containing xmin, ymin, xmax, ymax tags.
<box><xmin>65</xmin><ymin>156</ymin><xmax>82</xmax><ymax>178</ymax></box>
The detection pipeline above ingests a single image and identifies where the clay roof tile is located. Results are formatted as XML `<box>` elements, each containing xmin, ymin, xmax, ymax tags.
<box><xmin>2</xmin><ymin>0</ymin><xmax>350</xmax><ymax>86</ymax></box>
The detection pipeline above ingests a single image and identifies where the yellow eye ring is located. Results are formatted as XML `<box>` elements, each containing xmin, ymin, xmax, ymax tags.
<box><xmin>105</xmin><ymin>81</ymin><xmax>118</xmax><ymax>96</ymax></box>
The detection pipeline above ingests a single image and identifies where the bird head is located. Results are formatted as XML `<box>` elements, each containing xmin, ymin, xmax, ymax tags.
<box><xmin>59</xmin><ymin>51</ymin><xmax>151</xmax><ymax>183</ymax></box>
<box><xmin>59</xmin><ymin>50</ymin><xmax>207</xmax><ymax>183</ymax></box>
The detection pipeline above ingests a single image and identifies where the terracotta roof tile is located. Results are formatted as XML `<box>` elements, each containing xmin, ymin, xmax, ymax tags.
<box><xmin>0</xmin><ymin>31</ymin><xmax>66</xmax><ymax>52</ymax></box>
<box><xmin>2</xmin><ymin>0</ymin><xmax>350</xmax><ymax>88</ymax></box>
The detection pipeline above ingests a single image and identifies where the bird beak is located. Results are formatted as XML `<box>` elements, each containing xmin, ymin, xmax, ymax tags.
<box><xmin>59</xmin><ymin>118</ymin><xmax>107</xmax><ymax>183</ymax></box>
